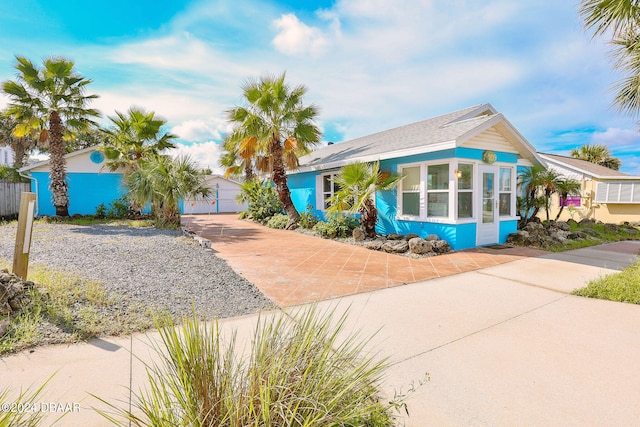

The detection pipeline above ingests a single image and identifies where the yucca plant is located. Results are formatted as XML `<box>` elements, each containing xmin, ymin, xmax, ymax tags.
<box><xmin>96</xmin><ymin>306</ymin><xmax>400</xmax><ymax>426</ymax></box>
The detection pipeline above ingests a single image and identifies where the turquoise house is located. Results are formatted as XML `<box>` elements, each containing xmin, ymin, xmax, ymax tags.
<box><xmin>288</xmin><ymin>104</ymin><xmax>542</xmax><ymax>250</ymax></box>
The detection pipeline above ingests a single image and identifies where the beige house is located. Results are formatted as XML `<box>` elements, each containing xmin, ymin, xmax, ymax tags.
<box><xmin>539</xmin><ymin>153</ymin><xmax>640</xmax><ymax>224</ymax></box>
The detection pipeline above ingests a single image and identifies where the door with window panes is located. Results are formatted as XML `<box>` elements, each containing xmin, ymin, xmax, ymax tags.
<box><xmin>477</xmin><ymin>165</ymin><xmax>499</xmax><ymax>245</ymax></box>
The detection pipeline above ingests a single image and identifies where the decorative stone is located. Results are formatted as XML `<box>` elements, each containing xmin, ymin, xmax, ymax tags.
<box><xmin>507</xmin><ymin>230</ymin><xmax>530</xmax><ymax>244</ymax></box>
<box><xmin>523</xmin><ymin>222</ymin><xmax>545</xmax><ymax>234</ymax></box>
<box><xmin>432</xmin><ymin>240</ymin><xmax>451</xmax><ymax>254</ymax></box>
<box><xmin>568</xmin><ymin>231</ymin><xmax>587</xmax><ymax>240</ymax></box>
<box><xmin>405</xmin><ymin>233</ymin><xmax>419</xmax><ymax>241</ymax></box>
<box><xmin>382</xmin><ymin>240</ymin><xmax>409</xmax><ymax>253</ymax></box>
<box><xmin>352</xmin><ymin>228</ymin><xmax>366</xmax><ymax>242</ymax></box>
<box><xmin>555</xmin><ymin>222</ymin><xmax>571</xmax><ymax>231</ymax></box>
<box><xmin>363</xmin><ymin>240</ymin><xmax>383</xmax><ymax>251</ymax></box>
<box><xmin>386</xmin><ymin>233</ymin><xmax>405</xmax><ymax>240</ymax></box>
<box><xmin>425</xmin><ymin>234</ymin><xmax>439</xmax><ymax>241</ymax></box>
<box><xmin>0</xmin><ymin>319</ymin><xmax>8</xmax><ymax>339</ymax></box>
<box><xmin>408</xmin><ymin>238</ymin><xmax>433</xmax><ymax>255</ymax></box>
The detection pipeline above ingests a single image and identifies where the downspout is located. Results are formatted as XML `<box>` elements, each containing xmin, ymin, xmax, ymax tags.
<box><xmin>18</xmin><ymin>172</ymin><xmax>39</xmax><ymax>217</ymax></box>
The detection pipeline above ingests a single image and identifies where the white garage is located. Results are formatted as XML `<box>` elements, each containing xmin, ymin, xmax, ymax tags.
<box><xmin>182</xmin><ymin>175</ymin><xmax>248</xmax><ymax>214</ymax></box>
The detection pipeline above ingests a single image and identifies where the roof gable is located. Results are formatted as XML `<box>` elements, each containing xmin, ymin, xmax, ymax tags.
<box><xmin>297</xmin><ymin>104</ymin><xmax>539</xmax><ymax>172</ymax></box>
<box><xmin>539</xmin><ymin>153</ymin><xmax>632</xmax><ymax>179</ymax></box>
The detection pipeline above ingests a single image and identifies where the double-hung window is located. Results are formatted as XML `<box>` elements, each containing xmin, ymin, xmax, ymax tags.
<box><xmin>457</xmin><ymin>163</ymin><xmax>473</xmax><ymax>218</ymax></box>
<box><xmin>400</xmin><ymin>166</ymin><xmax>421</xmax><ymax>216</ymax></box>
<box><xmin>427</xmin><ymin>164</ymin><xmax>449</xmax><ymax>217</ymax></box>
<box><xmin>498</xmin><ymin>167</ymin><xmax>513</xmax><ymax>216</ymax></box>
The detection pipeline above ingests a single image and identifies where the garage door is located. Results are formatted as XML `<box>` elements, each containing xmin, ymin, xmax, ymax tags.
<box><xmin>184</xmin><ymin>188</ymin><xmax>248</xmax><ymax>214</ymax></box>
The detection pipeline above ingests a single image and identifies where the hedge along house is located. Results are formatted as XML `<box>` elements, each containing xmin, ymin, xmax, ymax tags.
<box><xmin>538</xmin><ymin>153</ymin><xmax>640</xmax><ymax>224</ymax></box>
<box><xmin>18</xmin><ymin>146</ymin><xmax>126</xmax><ymax>216</ymax></box>
<box><xmin>288</xmin><ymin>104</ymin><xmax>542</xmax><ymax>250</ymax></box>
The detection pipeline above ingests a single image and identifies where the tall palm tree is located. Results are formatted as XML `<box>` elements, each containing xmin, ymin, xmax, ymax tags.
<box><xmin>580</xmin><ymin>0</ymin><xmax>640</xmax><ymax>119</ymax></box>
<box><xmin>219</xmin><ymin>134</ymin><xmax>257</xmax><ymax>181</ymax></box>
<box><xmin>101</xmin><ymin>107</ymin><xmax>177</xmax><ymax>172</ymax></box>
<box><xmin>0</xmin><ymin>113</ymin><xmax>37</xmax><ymax>168</ymax></box>
<box><xmin>327</xmin><ymin>161</ymin><xmax>402</xmax><ymax>238</ymax></box>
<box><xmin>554</xmin><ymin>178</ymin><xmax>582</xmax><ymax>221</ymax></box>
<box><xmin>226</xmin><ymin>73</ymin><xmax>321</xmax><ymax>228</ymax></box>
<box><xmin>517</xmin><ymin>165</ymin><xmax>547</xmax><ymax>225</ymax></box>
<box><xmin>570</xmin><ymin>144</ymin><xmax>621</xmax><ymax>170</ymax></box>
<box><xmin>2</xmin><ymin>56</ymin><xmax>100</xmax><ymax>216</ymax></box>
<box><xmin>125</xmin><ymin>154</ymin><xmax>210</xmax><ymax>227</ymax></box>
<box><xmin>538</xmin><ymin>169</ymin><xmax>562</xmax><ymax>222</ymax></box>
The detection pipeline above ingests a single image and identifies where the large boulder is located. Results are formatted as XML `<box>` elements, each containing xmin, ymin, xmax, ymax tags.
<box><xmin>568</xmin><ymin>231</ymin><xmax>587</xmax><ymax>240</ymax></box>
<box><xmin>425</xmin><ymin>234</ymin><xmax>440</xmax><ymax>241</ymax></box>
<box><xmin>352</xmin><ymin>228</ymin><xmax>366</xmax><ymax>242</ymax></box>
<box><xmin>408</xmin><ymin>238</ymin><xmax>434</xmax><ymax>255</ymax></box>
<box><xmin>555</xmin><ymin>222</ymin><xmax>571</xmax><ymax>232</ymax></box>
<box><xmin>523</xmin><ymin>222</ymin><xmax>545</xmax><ymax>234</ymax></box>
<box><xmin>405</xmin><ymin>233</ymin><xmax>420</xmax><ymax>241</ymax></box>
<box><xmin>432</xmin><ymin>240</ymin><xmax>451</xmax><ymax>254</ymax></box>
<box><xmin>363</xmin><ymin>240</ymin><xmax>384</xmax><ymax>251</ymax></box>
<box><xmin>382</xmin><ymin>240</ymin><xmax>409</xmax><ymax>253</ymax></box>
<box><xmin>385</xmin><ymin>233</ymin><xmax>405</xmax><ymax>241</ymax></box>
<box><xmin>507</xmin><ymin>230</ymin><xmax>530</xmax><ymax>244</ymax></box>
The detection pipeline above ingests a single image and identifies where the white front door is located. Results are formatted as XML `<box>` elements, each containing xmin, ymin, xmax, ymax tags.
<box><xmin>477</xmin><ymin>165</ymin><xmax>499</xmax><ymax>246</ymax></box>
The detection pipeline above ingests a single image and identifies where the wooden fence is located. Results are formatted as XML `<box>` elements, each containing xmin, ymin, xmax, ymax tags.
<box><xmin>0</xmin><ymin>181</ymin><xmax>32</xmax><ymax>217</ymax></box>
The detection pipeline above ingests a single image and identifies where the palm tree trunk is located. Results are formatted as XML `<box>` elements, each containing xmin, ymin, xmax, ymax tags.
<box><xmin>244</xmin><ymin>160</ymin><xmax>254</xmax><ymax>182</ymax></box>
<box><xmin>48</xmin><ymin>111</ymin><xmax>69</xmax><ymax>217</ymax></box>
<box><xmin>361</xmin><ymin>199</ymin><xmax>378</xmax><ymax>238</ymax></box>
<box><xmin>269</xmin><ymin>135</ymin><xmax>300</xmax><ymax>228</ymax></box>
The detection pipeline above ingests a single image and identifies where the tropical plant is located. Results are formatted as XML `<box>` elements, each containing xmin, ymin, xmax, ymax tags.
<box><xmin>266</xmin><ymin>213</ymin><xmax>289</xmax><ymax>229</ymax></box>
<box><xmin>570</xmin><ymin>143</ymin><xmax>621</xmax><ymax>170</ymax></box>
<box><xmin>124</xmin><ymin>155</ymin><xmax>210</xmax><ymax>227</ymax></box>
<box><xmin>0</xmin><ymin>113</ymin><xmax>37</xmax><ymax>168</ymax></box>
<box><xmin>579</xmin><ymin>0</ymin><xmax>640</xmax><ymax>120</ymax></box>
<box><xmin>554</xmin><ymin>178</ymin><xmax>583</xmax><ymax>221</ymax></box>
<box><xmin>95</xmin><ymin>306</ymin><xmax>401</xmax><ymax>426</ymax></box>
<box><xmin>237</xmin><ymin>179</ymin><xmax>284</xmax><ymax>222</ymax></box>
<box><xmin>327</xmin><ymin>161</ymin><xmax>402</xmax><ymax>238</ymax></box>
<box><xmin>219</xmin><ymin>134</ymin><xmax>257</xmax><ymax>181</ymax></box>
<box><xmin>299</xmin><ymin>204</ymin><xmax>319</xmax><ymax>229</ymax></box>
<box><xmin>517</xmin><ymin>165</ymin><xmax>547</xmax><ymax>226</ymax></box>
<box><xmin>538</xmin><ymin>169</ymin><xmax>562</xmax><ymax>222</ymax></box>
<box><xmin>2</xmin><ymin>56</ymin><xmax>100</xmax><ymax>216</ymax></box>
<box><xmin>226</xmin><ymin>73</ymin><xmax>321</xmax><ymax>229</ymax></box>
<box><xmin>101</xmin><ymin>107</ymin><xmax>177</xmax><ymax>172</ymax></box>
<box><xmin>312</xmin><ymin>213</ymin><xmax>359</xmax><ymax>239</ymax></box>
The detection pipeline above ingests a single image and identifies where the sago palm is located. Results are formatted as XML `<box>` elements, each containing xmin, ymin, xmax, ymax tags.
<box><xmin>226</xmin><ymin>73</ymin><xmax>321</xmax><ymax>228</ymax></box>
<box><xmin>101</xmin><ymin>107</ymin><xmax>177</xmax><ymax>172</ymax></box>
<box><xmin>2</xmin><ymin>56</ymin><xmax>100</xmax><ymax>216</ymax></box>
<box><xmin>327</xmin><ymin>161</ymin><xmax>402</xmax><ymax>238</ymax></box>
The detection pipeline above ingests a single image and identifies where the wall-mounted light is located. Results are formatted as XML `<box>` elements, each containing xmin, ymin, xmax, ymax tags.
<box><xmin>454</xmin><ymin>169</ymin><xmax>462</xmax><ymax>179</ymax></box>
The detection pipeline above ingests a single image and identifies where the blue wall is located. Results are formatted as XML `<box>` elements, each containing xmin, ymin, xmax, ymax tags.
<box><xmin>32</xmin><ymin>172</ymin><xmax>126</xmax><ymax>216</ymax></box>
<box><xmin>288</xmin><ymin>147</ymin><xmax>521</xmax><ymax>250</ymax></box>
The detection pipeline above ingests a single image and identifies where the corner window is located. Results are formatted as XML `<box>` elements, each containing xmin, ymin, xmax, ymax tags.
<box><xmin>499</xmin><ymin>167</ymin><xmax>512</xmax><ymax>216</ymax></box>
<box><xmin>401</xmin><ymin>166</ymin><xmax>421</xmax><ymax>216</ymax></box>
<box><xmin>457</xmin><ymin>163</ymin><xmax>473</xmax><ymax>218</ymax></box>
<box><xmin>427</xmin><ymin>164</ymin><xmax>449</xmax><ymax>217</ymax></box>
<box><xmin>322</xmin><ymin>173</ymin><xmax>340</xmax><ymax>210</ymax></box>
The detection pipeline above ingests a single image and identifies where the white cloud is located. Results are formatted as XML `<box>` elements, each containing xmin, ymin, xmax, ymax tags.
<box><xmin>172</xmin><ymin>120</ymin><xmax>223</xmax><ymax>142</ymax></box>
<box><xmin>591</xmin><ymin>127</ymin><xmax>640</xmax><ymax>149</ymax></box>
<box><xmin>272</xmin><ymin>14</ymin><xmax>330</xmax><ymax>56</ymax></box>
<box><xmin>168</xmin><ymin>140</ymin><xmax>226</xmax><ymax>175</ymax></box>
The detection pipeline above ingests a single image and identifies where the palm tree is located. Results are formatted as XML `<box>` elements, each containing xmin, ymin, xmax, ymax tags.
<box><xmin>327</xmin><ymin>161</ymin><xmax>402</xmax><ymax>238</ymax></box>
<box><xmin>517</xmin><ymin>165</ymin><xmax>547</xmax><ymax>225</ymax></box>
<box><xmin>580</xmin><ymin>1</ymin><xmax>640</xmax><ymax>119</ymax></box>
<box><xmin>125</xmin><ymin>154</ymin><xmax>210</xmax><ymax>227</ymax></box>
<box><xmin>0</xmin><ymin>113</ymin><xmax>37</xmax><ymax>168</ymax></box>
<box><xmin>2</xmin><ymin>56</ymin><xmax>100</xmax><ymax>216</ymax></box>
<box><xmin>570</xmin><ymin>144</ymin><xmax>621</xmax><ymax>170</ymax></box>
<box><xmin>219</xmin><ymin>134</ymin><xmax>257</xmax><ymax>181</ymax></box>
<box><xmin>101</xmin><ymin>107</ymin><xmax>177</xmax><ymax>172</ymax></box>
<box><xmin>554</xmin><ymin>178</ymin><xmax>582</xmax><ymax>221</ymax></box>
<box><xmin>538</xmin><ymin>169</ymin><xmax>562</xmax><ymax>222</ymax></box>
<box><xmin>226</xmin><ymin>73</ymin><xmax>321</xmax><ymax>228</ymax></box>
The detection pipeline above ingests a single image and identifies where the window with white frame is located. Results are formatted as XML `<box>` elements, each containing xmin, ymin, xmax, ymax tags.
<box><xmin>321</xmin><ymin>173</ymin><xmax>340</xmax><ymax>210</ymax></box>
<box><xmin>400</xmin><ymin>166</ymin><xmax>421</xmax><ymax>216</ymax></box>
<box><xmin>498</xmin><ymin>167</ymin><xmax>513</xmax><ymax>216</ymax></box>
<box><xmin>427</xmin><ymin>164</ymin><xmax>449</xmax><ymax>217</ymax></box>
<box><xmin>457</xmin><ymin>163</ymin><xmax>473</xmax><ymax>218</ymax></box>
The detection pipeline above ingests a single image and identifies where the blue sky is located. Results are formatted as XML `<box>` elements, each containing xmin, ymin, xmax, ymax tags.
<box><xmin>1</xmin><ymin>0</ymin><xmax>638</xmax><ymax>175</ymax></box>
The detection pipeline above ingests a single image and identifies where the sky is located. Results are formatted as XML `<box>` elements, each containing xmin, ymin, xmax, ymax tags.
<box><xmin>0</xmin><ymin>0</ymin><xmax>638</xmax><ymax>175</ymax></box>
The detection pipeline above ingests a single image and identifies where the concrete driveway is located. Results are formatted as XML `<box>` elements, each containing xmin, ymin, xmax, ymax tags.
<box><xmin>1</xmin><ymin>215</ymin><xmax>638</xmax><ymax>426</ymax></box>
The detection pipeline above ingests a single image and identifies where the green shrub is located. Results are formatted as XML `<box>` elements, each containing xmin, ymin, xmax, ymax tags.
<box><xmin>107</xmin><ymin>196</ymin><xmax>130</xmax><ymax>219</ymax></box>
<box><xmin>96</xmin><ymin>306</ymin><xmax>401</xmax><ymax>426</ymax></box>
<box><xmin>266</xmin><ymin>213</ymin><xmax>288</xmax><ymax>229</ymax></box>
<box><xmin>313</xmin><ymin>213</ymin><xmax>359</xmax><ymax>238</ymax></box>
<box><xmin>299</xmin><ymin>204</ymin><xmax>319</xmax><ymax>229</ymax></box>
<box><xmin>0</xmin><ymin>165</ymin><xmax>29</xmax><ymax>183</ymax></box>
<box><xmin>95</xmin><ymin>203</ymin><xmax>108</xmax><ymax>219</ymax></box>
<box><xmin>239</xmin><ymin>179</ymin><xmax>284</xmax><ymax>222</ymax></box>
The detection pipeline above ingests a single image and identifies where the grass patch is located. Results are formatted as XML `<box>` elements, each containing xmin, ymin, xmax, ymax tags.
<box><xmin>0</xmin><ymin>259</ymin><xmax>154</xmax><ymax>355</ymax></box>
<box><xmin>96</xmin><ymin>306</ymin><xmax>411</xmax><ymax>426</ymax></box>
<box><xmin>573</xmin><ymin>260</ymin><xmax>640</xmax><ymax>304</ymax></box>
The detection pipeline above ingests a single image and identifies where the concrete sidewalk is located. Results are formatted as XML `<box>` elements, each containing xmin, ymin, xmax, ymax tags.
<box><xmin>1</xmin><ymin>241</ymin><xmax>638</xmax><ymax>426</ymax></box>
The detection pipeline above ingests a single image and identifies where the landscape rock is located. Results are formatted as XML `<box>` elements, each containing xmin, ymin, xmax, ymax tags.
<box><xmin>352</xmin><ymin>228</ymin><xmax>366</xmax><ymax>242</ymax></box>
<box><xmin>405</xmin><ymin>233</ymin><xmax>419</xmax><ymax>241</ymax></box>
<box><xmin>382</xmin><ymin>240</ymin><xmax>409</xmax><ymax>253</ymax></box>
<box><xmin>425</xmin><ymin>234</ymin><xmax>440</xmax><ymax>241</ymax></box>
<box><xmin>363</xmin><ymin>240</ymin><xmax>383</xmax><ymax>251</ymax></box>
<box><xmin>385</xmin><ymin>233</ymin><xmax>405</xmax><ymax>240</ymax></box>
<box><xmin>523</xmin><ymin>222</ymin><xmax>545</xmax><ymax>234</ymax></box>
<box><xmin>0</xmin><ymin>318</ymin><xmax>8</xmax><ymax>339</ymax></box>
<box><xmin>568</xmin><ymin>231</ymin><xmax>587</xmax><ymax>240</ymax></box>
<box><xmin>432</xmin><ymin>240</ymin><xmax>451</xmax><ymax>254</ymax></box>
<box><xmin>507</xmin><ymin>230</ymin><xmax>530</xmax><ymax>244</ymax></box>
<box><xmin>408</xmin><ymin>238</ymin><xmax>433</xmax><ymax>254</ymax></box>
<box><xmin>555</xmin><ymin>222</ymin><xmax>571</xmax><ymax>231</ymax></box>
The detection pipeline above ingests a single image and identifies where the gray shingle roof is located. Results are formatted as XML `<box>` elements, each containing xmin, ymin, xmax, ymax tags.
<box><xmin>539</xmin><ymin>153</ymin><xmax>629</xmax><ymax>178</ymax></box>
<box><xmin>296</xmin><ymin>103</ymin><xmax>529</xmax><ymax>172</ymax></box>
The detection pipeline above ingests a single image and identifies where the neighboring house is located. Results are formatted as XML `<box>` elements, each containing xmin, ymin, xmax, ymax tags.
<box><xmin>18</xmin><ymin>146</ymin><xmax>125</xmax><ymax>216</ymax></box>
<box><xmin>288</xmin><ymin>104</ymin><xmax>542</xmax><ymax>250</ymax></box>
<box><xmin>182</xmin><ymin>174</ymin><xmax>248</xmax><ymax>214</ymax></box>
<box><xmin>18</xmin><ymin>145</ymin><xmax>248</xmax><ymax>217</ymax></box>
<box><xmin>0</xmin><ymin>146</ymin><xmax>15</xmax><ymax>166</ymax></box>
<box><xmin>539</xmin><ymin>153</ymin><xmax>640</xmax><ymax>224</ymax></box>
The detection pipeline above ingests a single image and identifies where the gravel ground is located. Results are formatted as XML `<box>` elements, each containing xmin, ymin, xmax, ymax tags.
<box><xmin>0</xmin><ymin>222</ymin><xmax>274</xmax><ymax>319</ymax></box>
